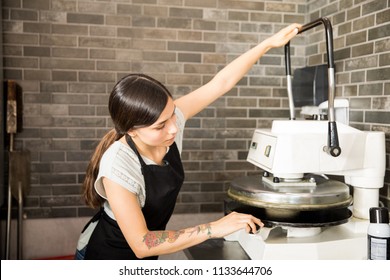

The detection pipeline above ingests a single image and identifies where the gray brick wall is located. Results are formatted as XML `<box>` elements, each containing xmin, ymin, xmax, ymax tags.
<box><xmin>2</xmin><ymin>0</ymin><xmax>389</xmax><ymax>219</ymax></box>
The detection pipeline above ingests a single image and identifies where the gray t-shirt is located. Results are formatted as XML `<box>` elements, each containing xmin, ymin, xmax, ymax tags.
<box><xmin>94</xmin><ymin>107</ymin><xmax>186</xmax><ymax>220</ymax></box>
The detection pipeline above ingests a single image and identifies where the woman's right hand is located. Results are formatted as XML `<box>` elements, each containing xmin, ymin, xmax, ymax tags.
<box><xmin>265</xmin><ymin>23</ymin><xmax>301</xmax><ymax>49</ymax></box>
<box><xmin>209</xmin><ymin>211</ymin><xmax>263</xmax><ymax>238</ymax></box>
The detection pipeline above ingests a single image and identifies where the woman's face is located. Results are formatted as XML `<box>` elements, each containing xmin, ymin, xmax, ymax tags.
<box><xmin>131</xmin><ymin>98</ymin><xmax>178</xmax><ymax>148</ymax></box>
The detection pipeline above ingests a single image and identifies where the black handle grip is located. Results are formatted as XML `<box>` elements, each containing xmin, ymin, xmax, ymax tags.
<box><xmin>284</xmin><ymin>43</ymin><xmax>292</xmax><ymax>76</ymax></box>
<box><xmin>297</xmin><ymin>17</ymin><xmax>334</xmax><ymax>68</ymax></box>
<box><xmin>323</xmin><ymin>121</ymin><xmax>341</xmax><ymax>157</ymax></box>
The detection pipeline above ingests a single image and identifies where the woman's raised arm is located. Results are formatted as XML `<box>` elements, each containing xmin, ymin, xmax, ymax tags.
<box><xmin>175</xmin><ymin>23</ymin><xmax>301</xmax><ymax>120</ymax></box>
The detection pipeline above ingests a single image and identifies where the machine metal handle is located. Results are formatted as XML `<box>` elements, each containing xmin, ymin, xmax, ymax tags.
<box><xmin>284</xmin><ymin>43</ymin><xmax>295</xmax><ymax>120</ymax></box>
<box><xmin>284</xmin><ymin>17</ymin><xmax>341</xmax><ymax>157</ymax></box>
<box><xmin>297</xmin><ymin>17</ymin><xmax>335</xmax><ymax>69</ymax></box>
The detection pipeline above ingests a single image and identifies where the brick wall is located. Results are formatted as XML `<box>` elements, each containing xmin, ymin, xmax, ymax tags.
<box><xmin>1</xmin><ymin>0</ymin><xmax>389</xmax><ymax>219</ymax></box>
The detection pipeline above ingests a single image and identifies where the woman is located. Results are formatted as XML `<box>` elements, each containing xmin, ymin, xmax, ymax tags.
<box><xmin>76</xmin><ymin>23</ymin><xmax>301</xmax><ymax>260</ymax></box>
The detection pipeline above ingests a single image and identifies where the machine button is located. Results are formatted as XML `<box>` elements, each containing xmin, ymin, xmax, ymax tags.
<box><xmin>264</xmin><ymin>145</ymin><xmax>271</xmax><ymax>157</ymax></box>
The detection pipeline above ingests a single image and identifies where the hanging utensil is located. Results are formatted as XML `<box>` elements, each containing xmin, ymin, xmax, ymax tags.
<box><xmin>5</xmin><ymin>80</ymin><xmax>30</xmax><ymax>260</ymax></box>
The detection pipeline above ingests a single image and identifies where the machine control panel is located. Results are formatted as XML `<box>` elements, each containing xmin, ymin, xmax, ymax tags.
<box><xmin>247</xmin><ymin>130</ymin><xmax>276</xmax><ymax>170</ymax></box>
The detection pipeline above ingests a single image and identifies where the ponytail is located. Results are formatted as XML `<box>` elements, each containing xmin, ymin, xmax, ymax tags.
<box><xmin>83</xmin><ymin>129</ymin><xmax>122</xmax><ymax>208</ymax></box>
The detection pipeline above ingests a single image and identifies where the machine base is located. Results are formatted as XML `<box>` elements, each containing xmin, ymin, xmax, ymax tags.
<box><xmin>225</xmin><ymin>217</ymin><xmax>368</xmax><ymax>260</ymax></box>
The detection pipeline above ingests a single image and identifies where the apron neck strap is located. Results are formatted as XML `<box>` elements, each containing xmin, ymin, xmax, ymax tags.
<box><xmin>125</xmin><ymin>134</ymin><xmax>147</xmax><ymax>167</ymax></box>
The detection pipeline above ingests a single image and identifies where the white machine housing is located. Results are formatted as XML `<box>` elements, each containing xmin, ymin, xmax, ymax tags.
<box><xmin>247</xmin><ymin>120</ymin><xmax>386</xmax><ymax>220</ymax></box>
<box><xmin>225</xmin><ymin>120</ymin><xmax>386</xmax><ymax>260</ymax></box>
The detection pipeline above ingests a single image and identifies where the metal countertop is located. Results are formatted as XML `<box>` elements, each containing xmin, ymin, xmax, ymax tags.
<box><xmin>184</xmin><ymin>239</ymin><xmax>250</xmax><ymax>260</ymax></box>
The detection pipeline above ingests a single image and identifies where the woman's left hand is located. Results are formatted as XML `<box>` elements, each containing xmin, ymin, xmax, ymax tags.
<box><xmin>209</xmin><ymin>211</ymin><xmax>264</xmax><ymax>238</ymax></box>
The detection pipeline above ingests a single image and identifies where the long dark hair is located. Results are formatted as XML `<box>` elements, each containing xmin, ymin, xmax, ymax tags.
<box><xmin>83</xmin><ymin>73</ymin><xmax>172</xmax><ymax>208</ymax></box>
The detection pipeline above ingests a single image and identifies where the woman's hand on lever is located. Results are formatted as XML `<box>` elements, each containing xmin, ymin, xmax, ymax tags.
<box><xmin>263</xmin><ymin>23</ymin><xmax>301</xmax><ymax>50</ymax></box>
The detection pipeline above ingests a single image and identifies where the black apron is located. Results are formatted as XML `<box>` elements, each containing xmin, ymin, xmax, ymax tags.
<box><xmin>84</xmin><ymin>135</ymin><xmax>184</xmax><ymax>260</ymax></box>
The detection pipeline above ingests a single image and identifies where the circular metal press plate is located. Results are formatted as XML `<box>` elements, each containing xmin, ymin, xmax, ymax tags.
<box><xmin>225</xmin><ymin>199</ymin><xmax>352</xmax><ymax>228</ymax></box>
<box><xmin>228</xmin><ymin>175</ymin><xmax>352</xmax><ymax>211</ymax></box>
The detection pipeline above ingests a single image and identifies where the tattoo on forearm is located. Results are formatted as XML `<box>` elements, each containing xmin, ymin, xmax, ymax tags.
<box><xmin>143</xmin><ymin>230</ymin><xmax>185</xmax><ymax>249</ymax></box>
<box><xmin>188</xmin><ymin>223</ymin><xmax>212</xmax><ymax>238</ymax></box>
<box><xmin>143</xmin><ymin>224</ymin><xmax>213</xmax><ymax>249</ymax></box>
